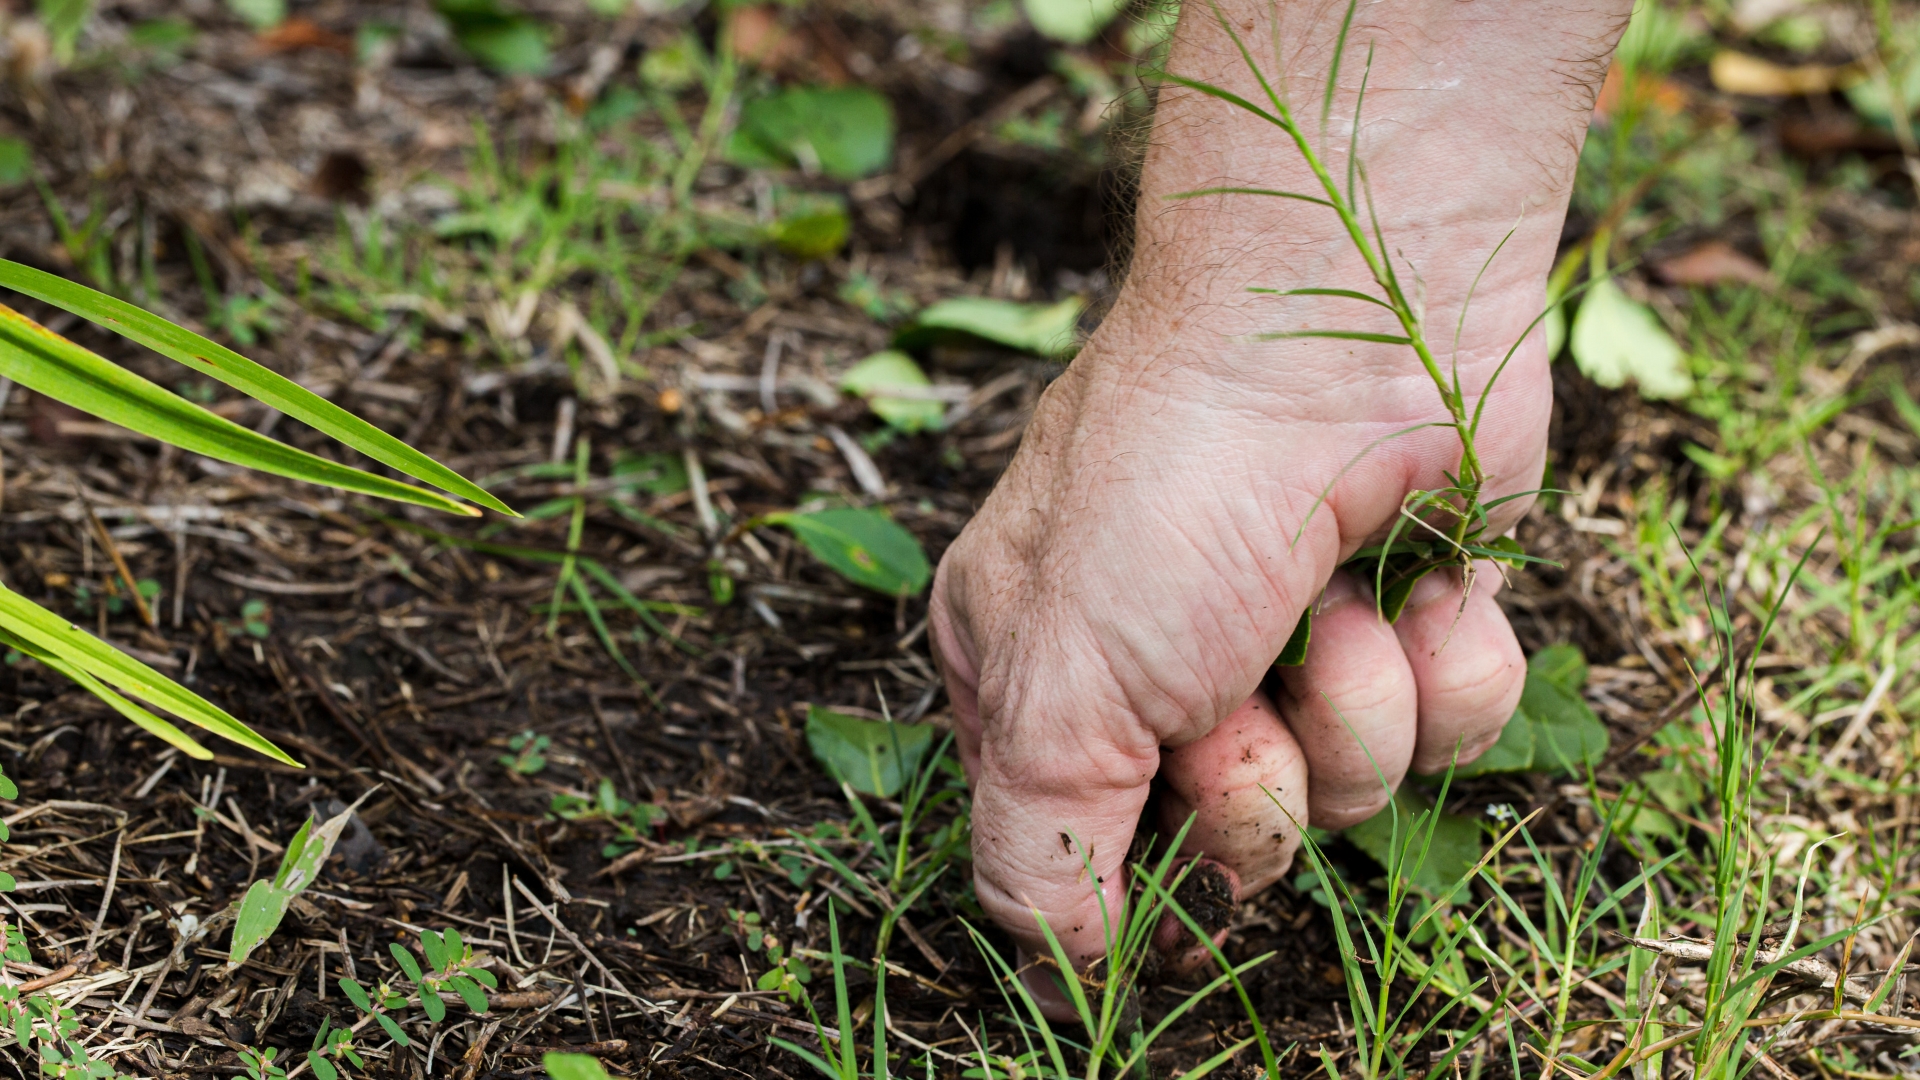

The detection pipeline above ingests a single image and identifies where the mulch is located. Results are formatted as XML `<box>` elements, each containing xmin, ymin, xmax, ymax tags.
<box><xmin>4</xmin><ymin>1</ymin><xmax>1905</xmax><ymax>1077</ymax></box>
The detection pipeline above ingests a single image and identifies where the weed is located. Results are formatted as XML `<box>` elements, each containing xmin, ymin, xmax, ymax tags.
<box><xmin>500</xmin><ymin>731</ymin><xmax>551</xmax><ymax>774</ymax></box>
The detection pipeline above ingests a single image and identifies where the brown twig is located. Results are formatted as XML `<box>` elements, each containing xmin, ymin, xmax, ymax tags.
<box><xmin>83</xmin><ymin>500</ymin><xmax>156</xmax><ymax>629</ymax></box>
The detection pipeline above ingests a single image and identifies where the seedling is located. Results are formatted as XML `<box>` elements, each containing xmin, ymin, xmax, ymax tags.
<box><xmin>499</xmin><ymin>731</ymin><xmax>550</xmax><ymax>775</ymax></box>
<box><xmin>550</xmin><ymin>778</ymin><xmax>667</xmax><ymax>856</ymax></box>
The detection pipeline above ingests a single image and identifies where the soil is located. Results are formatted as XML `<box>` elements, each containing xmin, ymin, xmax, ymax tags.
<box><xmin>1</xmin><ymin>2</ymin><xmax>1907</xmax><ymax>1079</ymax></box>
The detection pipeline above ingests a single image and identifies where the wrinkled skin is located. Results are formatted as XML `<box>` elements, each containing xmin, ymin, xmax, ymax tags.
<box><xmin>927</xmin><ymin>0</ymin><xmax>1634</xmax><ymax>1008</ymax></box>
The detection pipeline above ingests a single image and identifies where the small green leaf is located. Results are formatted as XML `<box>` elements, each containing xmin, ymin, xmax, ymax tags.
<box><xmin>1022</xmin><ymin>0</ymin><xmax>1129</xmax><ymax>43</ymax></box>
<box><xmin>0</xmin><ymin>768</ymin><xmax>15</xmax><ymax>800</ymax></box>
<box><xmin>896</xmin><ymin>296</ymin><xmax>1082</xmax><ymax>356</ymax></box>
<box><xmin>769</xmin><ymin>205</ymin><xmax>851</xmax><ymax>261</ymax></box>
<box><xmin>420</xmin><ymin>929</ymin><xmax>447</xmax><ymax>972</ymax></box>
<box><xmin>307</xmin><ymin>1052</ymin><xmax>338</xmax><ymax>1080</ymax></box>
<box><xmin>839</xmin><ymin>351</ymin><xmax>944</xmax><ymax>433</ymax></box>
<box><xmin>0</xmin><ymin>871</ymin><xmax>15</xmax><ymax>892</ymax></box>
<box><xmin>227</xmin><ymin>0</ymin><xmax>285</xmax><ymax>29</ymax></box>
<box><xmin>421</xmin><ymin>992</ymin><xmax>446</xmax><ymax>1023</ymax></box>
<box><xmin>389</xmin><ymin>943</ymin><xmax>423</xmax><ymax>982</ymax></box>
<box><xmin>374</xmin><ymin>1011</ymin><xmax>409</xmax><ymax>1047</ymax></box>
<box><xmin>339</xmin><ymin>978</ymin><xmax>372</xmax><ymax>1012</ymax></box>
<box><xmin>1343</xmin><ymin>788</ymin><xmax>1483</xmax><ymax>899</ymax></box>
<box><xmin>804</xmin><ymin>705</ymin><xmax>934</xmax><ymax>797</ymax></box>
<box><xmin>450</xmin><ymin>976</ymin><xmax>489</xmax><ymax>1014</ymax></box>
<box><xmin>728</xmin><ymin>87</ymin><xmax>895</xmax><ymax>180</ymax></box>
<box><xmin>543</xmin><ymin>1053</ymin><xmax>613</xmax><ymax>1080</ymax></box>
<box><xmin>764</xmin><ymin>507</ymin><xmax>930</xmax><ymax>596</ymax></box>
<box><xmin>468</xmin><ymin>967</ymin><xmax>498</xmax><ymax>989</ymax></box>
<box><xmin>1275</xmin><ymin>607</ymin><xmax>1311</xmax><ymax>667</ymax></box>
<box><xmin>1569</xmin><ymin>277</ymin><xmax>1693</xmax><ymax>400</ymax></box>
<box><xmin>435</xmin><ymin>0</ymin><xmax>551</xmax><ymax>74</ymax></box>
<box><xmin>228</xmin><ymin>793</ymin><xmax>375</xmax><ymax>968</ymax></box>
<box><xmin>0</xmin><ymin>139</ymin><xmax>30</xmax><ymax>187</ymax></box>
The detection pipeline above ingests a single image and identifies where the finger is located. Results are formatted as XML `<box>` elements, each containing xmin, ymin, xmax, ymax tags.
<box><xmin>969</xmin><ymin>663</ymin><xmax>1161</xmax><ymax>1016</ymax></box>
<box><xmin>1274</xmin><ymin>571</ymin><xmax>1420</xmax><ymax>829</ymax></box>
<box><xmin>1394</xmin><ymin>563</ymin><xmax>1527</xmax><ymax>775</ymax></box>
<box><xmin>1157</xmin><ymin>691</ymin><xmax>1310</xmax><ymax>896</ymax></box>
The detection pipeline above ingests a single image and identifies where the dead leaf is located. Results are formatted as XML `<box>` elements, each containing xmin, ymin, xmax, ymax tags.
<box><xmin>1652</xmin><ymin>240</ymin><xmax>1773</xmax><ymax>287</ymax></box>
<box><xmin>256</xmin><ymin>17</ymin><xmax>352</xmax><ymax>55</ymax></box>
<box><xmin>1710</xmin><ymin>50</ymin><xmax>1857</xmax><ymax>96</ymax></box>
<box><xmin>726</xmin><ymin>5</ymin><xmax>850</xmax><ymax>85</ymax></box>
<box><xmin>1595</xmin><ymin>65</ymin><xmax>1690</xmax><ymax>120</ymax></box>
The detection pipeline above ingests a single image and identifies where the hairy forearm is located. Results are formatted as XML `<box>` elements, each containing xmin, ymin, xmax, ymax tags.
<box><xmin>1121</xmin><ymin>0</ymin><xmax>1633</xmax><ymax>341</ymax></box>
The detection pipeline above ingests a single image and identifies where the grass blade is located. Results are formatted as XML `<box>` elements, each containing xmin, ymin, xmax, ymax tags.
<box><xmin>1166</xmin><ymin>186</ymin><xmax>1334</xmax><ymax>207</ymax></box>
<box><xmin>0</xmin><ymin>625</ymin><xmax>212</xmax><ymax>759</ymax></box>
<box><xmin>1255</xmin><ymin>329</ymin><xmax>1413</xmax><ymax>345</ymax></box>
<box><xmin>0</xmin><ymin>584</ymin><xmax>296</xmax><ymax>764</ymax></box>
<box><xmin>0</xmin><ymin>260</ymin><xmax>516</xmax><ymax>516</ymax></box>
<box><xmin>0</xmin><ymin>303</ymin><xmax>477</xmax><ymax>517</ymax></box>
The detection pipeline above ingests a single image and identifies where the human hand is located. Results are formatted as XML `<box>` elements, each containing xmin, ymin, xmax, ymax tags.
<box><xmin>928</xmin><ymin>0</ymin><xmax>1632</xmax><ymax>1002</ymax></box>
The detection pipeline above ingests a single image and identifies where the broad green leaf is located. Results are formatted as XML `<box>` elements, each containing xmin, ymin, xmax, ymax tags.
<box><xmin>1022</xmin><ymin>0</ymin><xmax>1129</xmax><ymax>43</ymax></box>
<box><xmin>764</xmin><ymin>507</ymin><xmax>930</xmax><ymax>596</ymax></box>
<box><xmin>0</xmin><ymin>303</ymin><xmax>477</xmax><ymax>516</ymax></box>
<box><xmin>339</xmin><ymin>978</ymin><xmax>372</xmax><ymax>1012</ymax></box>
<box><xmin>1451</xmin><ymin>646</ymin><xmax>1609</xmax><ymax>778</ymax></box>
<box><xmin>544</xmin><ymin>1053</ymin><xmax>613</xmax><ymax>1080</ymax></box>
<box><xmin>1343</xmin><ymin>788</ymin><xmax>1483</xmax><ymax>899</ymax></box>
<box><xmin>228</xmin><ymin>792</ymin><xmax>376</xmax><ymax>968</ymax></box>
<box><xmin>805</xmin><ymin>705</ymin><xmax>934</xmax><ymax>797</ymax></box>
<box><xmin>0</xmin><ymin>871</ymin><xmax>13</xmax><ymax>892</ymax></box>
<box><xmin>729</xmin><ymin>87</ymin><xmax>895</xmax><ymax>181</ymax></box>
<box><xmin>1529</xmin><ymin>643</ymin><xmax>1588</xmax><ymax>693</ymax></box>
<box><xmin>1569</xmin><ymin>277</ymin><xmax>1693</xmax><ymax>400</ymax></box>
<box><xmin>0</xmin><ymin>770</ymin><xmax>15</xmax><ymax>800</ymax></box>
<box><xmin>0</xmin><ymin>584</ymin><xmax>293</xmax><ymax>763</ymax></box>
<box><xmin>897</xmin><ymin>296</ymin><xmax>1083</xmax><ymax>356</ymax></box>
<box><xmin>436</xmin><ymin>0</ymin><xmax>551</xmax><ymax>74</ymax></box>
<box><xmin>0</xmin><ymin>262</ymin><xmax>509</xmax><ymax>516</ymax></box>
<box><xmin>421</xmin><ymin>992</ymin><xmax>446</xmax><ymax>1023</ymax></box>
<box><xmin>839</xmin><ymin>350</ymin><xmax>944</xmax><ymax>433</ymax></box>
<box><xmin>469</xmin><ymin>967</ymin><xmax>497</xmax><ymax>989</ymax></box>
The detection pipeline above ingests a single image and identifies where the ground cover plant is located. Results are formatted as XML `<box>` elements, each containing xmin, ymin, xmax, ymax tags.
<box><xmin>0</xmin><ymin>0</ymin><xmax>1919</xmax><ymax>1078</ymax></box>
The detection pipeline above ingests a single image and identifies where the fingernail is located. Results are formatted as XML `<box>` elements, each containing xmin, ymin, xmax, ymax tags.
<box><xmin>1014</xmin><ymin>947</ymin><xmax>1080</xmax><ymax>1022</ymax></box>
<box><xmin>1317</xmin><ymin>573</ymin><xmax>1366</xmax><ymax>612</ymax></box>
<box><xmin>1404</xmin><ymin>568</ymin><xmax>1457</xmax><ymax>612</ymax></box>
<box><xmin>1152</xmin><ymin>858</ymin><xmax>1240</xmax><ymax>975</ymax></box>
